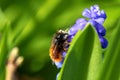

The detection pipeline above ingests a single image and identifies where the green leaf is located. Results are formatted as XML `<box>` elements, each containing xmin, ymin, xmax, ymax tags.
<box><xmin>97</xmin><ymin>19</ymin><xmax>120</xmax><ymax>80</ymax></box>
<box><xmin>58</xmin><ymin>24</ymin><xmax>96</xmax><ymax>80</ymax></box>
<box><xmin>0</xmin><ymin>23</ymin><xmax>9</xmax><ymax>80</ymax></box>
<box><xmin>0</xmin><ymin>9</ymin><xmax>7</xmax><ymax>31</ymax></box>
<box><xmin>87</xmin><ymin>27</ymin><xmax>102</xmax><ymax>80</ymax></box>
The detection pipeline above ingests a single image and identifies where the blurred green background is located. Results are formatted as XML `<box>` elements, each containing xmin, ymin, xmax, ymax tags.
<box><xmin>0</xmin><ymin>0</ymin><xmax>120</xmax><ymax>80</ymax></box>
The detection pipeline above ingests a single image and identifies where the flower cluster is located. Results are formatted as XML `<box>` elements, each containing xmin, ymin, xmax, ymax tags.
<box><xmin>54</xmin><ymin>5</ymin><xmax>108</xmax><ymax>80</ymax></box>
<box><xmin>69</xmin><ymin>5</ymin><xmax>108</xmax><ymax>48</ymax></box>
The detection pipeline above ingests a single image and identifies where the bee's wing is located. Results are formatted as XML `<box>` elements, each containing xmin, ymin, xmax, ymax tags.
<box><xmin>50</xmin><ymin>35</ymin><xmax>59</xmax><ymax>54</ymax></box>
<box><xmin>52</xmin><ymin>42</ymin><xmax>58</xmax><ymax>55</ymax></box>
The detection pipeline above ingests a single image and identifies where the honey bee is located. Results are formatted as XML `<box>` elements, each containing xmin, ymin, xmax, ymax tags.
<box><xmin>49</xmin><ymin>30</ymin><xmax>70</xmax><ymax>62</ymax></box>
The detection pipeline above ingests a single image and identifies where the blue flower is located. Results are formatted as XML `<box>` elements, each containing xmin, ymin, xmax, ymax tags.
<box><xmin>69</xmin><ymin>5</ymin><xmax>108</xmax><ymax>49</ymax></box>
<box><xmin>82</xmin><ymin>5</ymin><xmax>106</xmax><ymax>21</ymax></box>
<box><xmin>68</xmin><ymin>18</ymin><xmax>87</xmax><ymax>36</ymax></box>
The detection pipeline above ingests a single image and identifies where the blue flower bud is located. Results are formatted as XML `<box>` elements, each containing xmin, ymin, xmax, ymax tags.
<box><xmin>99</xmin><ymin>36</ymin><xmax>108</xmax><ymax>48</ymax></box>
<box><xmin>55</xmin><ymin>60</ymin><xmax>63</xmax><ymax>68</ymax></box>
<box><xmin>89</xmin><ymin>19</ymin><xmax>106</xmax><ymax>36</ymax></box>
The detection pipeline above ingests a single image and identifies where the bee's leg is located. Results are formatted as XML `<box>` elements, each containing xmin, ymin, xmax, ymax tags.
<box><xmin>63</xmin><ymin>41</ymin><xmax>70</xmax><ymax>51</ymax></box>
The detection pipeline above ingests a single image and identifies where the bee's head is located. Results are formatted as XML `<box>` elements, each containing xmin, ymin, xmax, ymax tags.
<box><xmin>55</xmin><ymin>30</ymin><xmax>68</xmax><ymax>41</ymax></box>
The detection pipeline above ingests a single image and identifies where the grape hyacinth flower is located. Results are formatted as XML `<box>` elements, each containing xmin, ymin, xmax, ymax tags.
<box><xmin>52</xmin><ymin>5</ymin><xmax>108</xmax><ymax>80</ymax></box>
<box><xmin>69</xmin><ymin>5</ymin><xmax>108</xmax><ymax>48</ymax></box>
